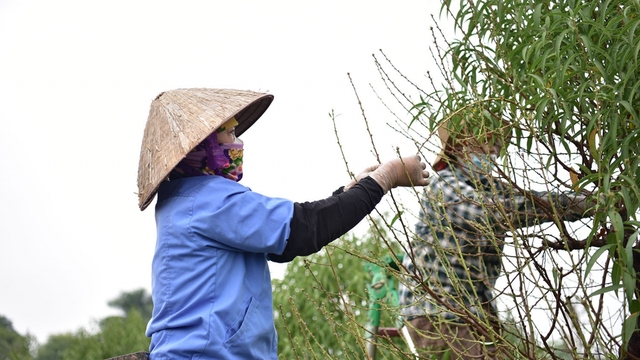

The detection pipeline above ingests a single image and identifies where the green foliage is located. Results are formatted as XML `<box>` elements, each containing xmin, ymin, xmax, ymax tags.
<box><xmin>59</xmin><ymin>310</ymin><xmax>150</xmax><ymax>360</ymax></box>
<box><xmin>107</xmin><ymin>289</ymin><xmax>153</xmax><ymax>320</ymax></box>
<box><xmin>0</xmin><ymin>315</ymin><xmax>34</xmax><ymax>360</ymax></box>
<box><xmin>33</xmin><ymin>288</ymin><xmax>151</xmax><ymax>360</ymax></box>
<box><xmin>436</xmin><ymin>0</ymin><xmax>640</xmax><ymax>228</ymax></box>
<box><xmin>273</xmin><ymin>224</ymin><xmax>410</xmax><ymax>359</ymax></box>
<box><xmin>35</xmin><ymin>334</ymin><xmax>75</xmax><ymax>360</ymax></box>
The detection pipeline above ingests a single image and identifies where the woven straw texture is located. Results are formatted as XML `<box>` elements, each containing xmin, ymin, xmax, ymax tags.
<box><xmin>137</xmin><ymin>88</ymin><xmax>273</xmax><ymax>210</ymax></box>
<box><xmin>431</xmin><ymin>120</ymin><xmax>510</xmax><ymax>169</ymax></box>
<box><xmin>431</xmin><ymin>125</ymin><xmax>451</xmax><ymax>169</ymax></box>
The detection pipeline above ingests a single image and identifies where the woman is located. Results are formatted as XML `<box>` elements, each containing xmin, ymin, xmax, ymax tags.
<box><xmin>136</xmin><ymin>88</ymin><xmax>430</xmax><ymax>359</ymax></box>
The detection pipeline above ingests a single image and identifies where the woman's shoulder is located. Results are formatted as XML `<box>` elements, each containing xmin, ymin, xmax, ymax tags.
<box><xmin>159</xmin><ymin>175</ymin><xmax>250</xmax><ymax>200</ymax></box>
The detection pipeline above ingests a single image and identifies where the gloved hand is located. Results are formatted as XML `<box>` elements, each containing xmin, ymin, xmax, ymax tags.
<box><xmin>344</xmin><ymin>164</ymin><xmax>381</xmax><ymax>191</ymax></box>
<box><xmin>369</xmin><ymin>155</ymin><xmax>430</xmax><ymax>193</ymax></box>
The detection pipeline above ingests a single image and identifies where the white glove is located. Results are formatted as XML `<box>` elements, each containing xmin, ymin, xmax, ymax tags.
<box><xmin>344</xmin><ymin>164</ymin><xmax>381</xmax><ymax>191</ymax></box>
<box><xmin>369</xmin><ymin>155</ymin><xmax>430</xmax><ymax>193</ymax></box>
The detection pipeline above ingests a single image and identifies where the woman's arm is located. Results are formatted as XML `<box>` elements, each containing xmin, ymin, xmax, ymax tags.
<box><xmin>268</xmin><ymin>176</ymin><xmax>383</xmax><ymax>263</ymax></box>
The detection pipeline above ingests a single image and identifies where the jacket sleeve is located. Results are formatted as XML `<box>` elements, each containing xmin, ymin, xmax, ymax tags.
<box><xmin>499</xmin><ymin>188</ymin><xmax>592</xmax><ymax>227</ymax></box>
<box><xmin>268</xmin><ymin>176</ymin><xmax>384</xmax><ymax>263</ymax></box>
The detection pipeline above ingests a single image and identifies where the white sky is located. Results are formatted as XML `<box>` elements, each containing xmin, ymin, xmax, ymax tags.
<box><xmin>0</xmin><ymin>0</ymin><xmax>446</xmax><ymax>344</ymax></box>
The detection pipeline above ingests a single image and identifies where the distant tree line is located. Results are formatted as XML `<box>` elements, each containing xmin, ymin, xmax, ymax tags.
<box><xmin>1</xmin><ymin>289</ymin><xmax>151</xmax><ymax>360</ymax></box>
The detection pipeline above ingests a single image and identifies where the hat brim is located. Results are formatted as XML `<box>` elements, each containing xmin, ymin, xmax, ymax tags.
<box><xmin>137</xmin><ymin>88</ymin><xmax>274</xmax><ymax>211</ymax></box>
<box><xmin>431</xmin><ymin>121</ymin><xmax>510</xmax><ymax>171</ymax></box>
<box><xmin>431</xmin><ymin>125</ymin><xmax>451</xmax><ymax>170</ymax></box>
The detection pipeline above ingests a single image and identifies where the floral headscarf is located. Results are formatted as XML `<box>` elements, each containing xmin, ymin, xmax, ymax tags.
<box><xmin>172</xmin><ymin>118</ymin><xmax>244</xmax><ymax>182</ymax></box>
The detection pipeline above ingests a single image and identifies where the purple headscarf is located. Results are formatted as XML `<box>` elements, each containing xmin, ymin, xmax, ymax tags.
<box><xmin>173</xmin><ymin>131</ymin><xmax>233</xmax><ymax>177</ymax></box>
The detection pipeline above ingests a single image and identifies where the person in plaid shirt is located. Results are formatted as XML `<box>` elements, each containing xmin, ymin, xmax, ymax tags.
<box><xmin>397</xmin><ymin>122</ymin><xmax>594</xmax><ymax>359</ymax></box>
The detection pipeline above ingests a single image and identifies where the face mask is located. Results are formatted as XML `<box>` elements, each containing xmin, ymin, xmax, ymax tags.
<box><xmin>463</xmin><ymin>153</ymin><xmax>496</xmax><ymax>174</ymax></box>
<box><xmin>173</xmin><ymin>126</ymin><xmax>244</xmax><ymax>181</ymax></box>
<box><xmin>218</xmin><ymin>139</ymin><xmax>244</xmax><ymax>182</ymax></box>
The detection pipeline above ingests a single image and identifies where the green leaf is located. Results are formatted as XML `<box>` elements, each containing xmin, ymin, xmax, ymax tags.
<box><xmin>533</xmin><ymin>3</ymin><xmax>542</xmax><ymax>27</ymax></box>
<box><xmin>624</xmin><ymin>271</ymin><xmax>636</xmax><ymax>304</ymax></box>
<box><xmin>613</xmin><ymin>261</ymin><xmax>622</xmax><ymax>287</ymax></box>
<box><xmin>585</xmin><ymin>244</ymin><xmax>615</xmax><ymax>277</ymax></box>
<box><xmin>626</xmin><ymin>231</ymin><xmax>638</xmax><ymax>270</ymax></box>
<box><xmin>620</xmin><ymin>100</ymin><xmax>639</xmax><ymax>121</ymax></box>
<box><xmin>590</xmin><ymin>283</ymin><xmax>623</xmax><ymax>298</ymax></box>
<box><xmin>623</xmin><ymin>312</ymin><xmax>639</xmax><ymax>347</ymax></box>
<box><xmin>390</xmin><ymin>211</ymin><xmax>404</xmax><ymax>227</ymax></box>
<box><xmin>610</xmin><ymin>210</ymin><xmax>625</xmax><ymax>245</ymax></box>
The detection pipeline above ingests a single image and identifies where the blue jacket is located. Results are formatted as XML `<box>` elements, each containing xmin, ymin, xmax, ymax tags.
<box><xmin>146</xmin><ymin>175</ymin><xmax>294</xmax><ymax>359</ymax></box>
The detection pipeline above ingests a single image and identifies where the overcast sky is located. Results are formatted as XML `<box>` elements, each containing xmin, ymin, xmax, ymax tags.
<box><xmin>0</xmin><ymin>0</ymin><xmax>451</xmax><ymax>344</ymax></box>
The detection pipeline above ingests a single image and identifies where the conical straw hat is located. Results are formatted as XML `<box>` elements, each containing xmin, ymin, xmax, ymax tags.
<box><xmin>137</xmin><ymin>88</ymin><xmax>274</xmax><ymax>211</ymax></box>
<box><xmin>431</xmin><ymin>125</ymin><xmax>451</xmax><ymax>170</ymax></box>
<box><xmin>431</xmin><ymin>119</ymin><xmax>510</xmax><ymax>170</ymax></box>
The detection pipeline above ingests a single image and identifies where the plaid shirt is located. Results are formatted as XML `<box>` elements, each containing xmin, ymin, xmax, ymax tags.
<box><xmin>398</xmin><ymin>164</ymin><xmax>580</xmax><ymax>321</ymax></box>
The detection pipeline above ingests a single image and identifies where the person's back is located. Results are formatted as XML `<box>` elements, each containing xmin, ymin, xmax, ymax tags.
<box><xmin>399</xmin><ymin>165</ymin><xmax>505</xmax><ymax>323</ymax></box>
<box><xmin>148</xmin><ymin>175</ymin><xmax>291</xmax><ymax>359</ymax></box>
